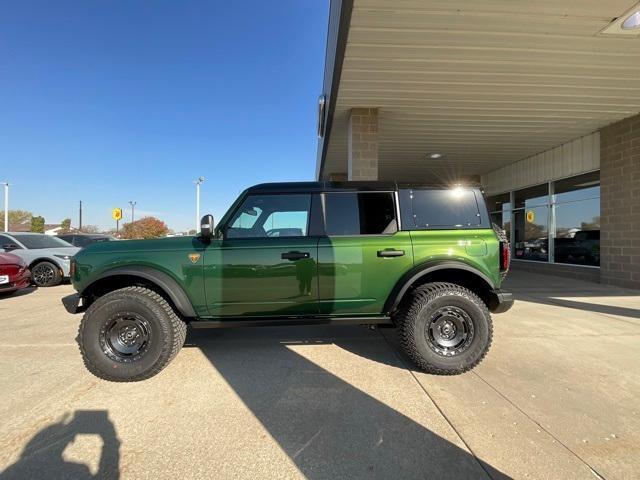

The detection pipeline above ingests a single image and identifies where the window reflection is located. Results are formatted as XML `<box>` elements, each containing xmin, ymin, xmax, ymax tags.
<box><xmin>553</xmin><ymin>172</ymin><xmax>600</xmax><ymax>266</ymax></box>
<box><xmin>512</xmin><ymin>185</ymin><xmax>549</xmax><ymax>262</ymax></box>
<box><xmin>487</xmin><ymin>192</ymin><xmax>511</xmax><ymax>243</ymax></box>
<box><xmin>514</xmin><ymin>205</ymin><xmax>549</xmax><ymax>262</ymax></box>
<box><xmin>485</xmin><ymin>171</ymin><xmax>600</xmax><ymax>267</ymax></box>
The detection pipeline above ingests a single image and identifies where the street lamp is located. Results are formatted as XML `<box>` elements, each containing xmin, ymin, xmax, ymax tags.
<box><xmin>128</xmin><ymin>201</ymin><xmax>137</xmax><ymax>222</ymax></box>
<box><xmin>1</xmin><ymin>182</ymin><xmax>9</xmax><ymax>232</ymax></box>
<box><xmin>193</xmin><ymin>177</ymin><xmax>205</xmax><ymax>232</ymax></box>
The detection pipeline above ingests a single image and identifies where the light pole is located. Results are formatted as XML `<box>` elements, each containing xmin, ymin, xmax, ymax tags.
<box><xmin>194</xmin><ymin>177</ymin><xmax>204</xmax><ymax>231</ymax></box>
<box><xmin>2</xmin><ymin>182</ymin><xmax>9</xmax><ymax>232</ymax></box>
<box><xmin>128</xmin><ymin>201</ymin><xmax>137</xmax><ymax>222</ymax></box>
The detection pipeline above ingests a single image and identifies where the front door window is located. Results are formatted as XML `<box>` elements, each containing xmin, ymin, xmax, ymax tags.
<box><xmin>226</xmin><ymin>194</ymin><xmax>310</xmax><ymax>239</ymax></box>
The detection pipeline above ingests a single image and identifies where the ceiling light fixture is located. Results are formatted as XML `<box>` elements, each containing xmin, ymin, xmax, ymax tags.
<box><xmin>599</xmin><ymin>2</ymin><xmax>640</xmax><ymax>36</ymax></box>
<box><xmin>622</xmin><ymin>11</ymin><xmax>640</xmax><ymax>29</ymax></box>
<box><xmin>429</xmin><ymin>153</ymin><xmax>443</xmax><ymax>159</ymax></box>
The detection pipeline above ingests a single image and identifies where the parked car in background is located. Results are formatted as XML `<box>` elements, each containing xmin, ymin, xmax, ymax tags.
<box><xmin>554</xmin><ymin>230</ymin><xmax>600</xmax><ymax>266</ymax></box>
<box><xmin>56</xmin><ymin>233</ymin><xmax>114</xmax><ymax>248</ymax></box>
<box><xmin>0</xmin><ymin>233</ymin><xmax>80</xmax><ymax>287</ymax></box>
<box><xmin>0</xmin><ymin>252</ymin><xmax>31</xmax><ymax>295</ymax></box>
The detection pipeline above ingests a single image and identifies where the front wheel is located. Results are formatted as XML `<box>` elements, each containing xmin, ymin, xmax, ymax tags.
<box><xmin>395</xmin><ymin>282</ymin><xmax>493</xmax><ymax>375</ymax></box>
<box><xmin>31</xmin><ymin>261</ymin><xmax>62</xmax><ymax>287</ymax></box>
<box><xmin>77</xmin><ymin>286</ymin><xmax>187</xmax><ymax>382</ymax></box>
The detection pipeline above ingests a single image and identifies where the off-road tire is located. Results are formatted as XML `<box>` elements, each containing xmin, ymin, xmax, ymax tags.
<box><xmin>395</xmin><ymin>282</ymin><xmax>492</xmax><ymax>375</ymax></box>
<box><xmin>77</xmin><ymin>286</ymin><xmax>187</xmax><ymax>382</ymax></box>
<box><xmin>31</xmin><ymin>261</ymin><xmax>62</xmax><ymax>287</ymax></box>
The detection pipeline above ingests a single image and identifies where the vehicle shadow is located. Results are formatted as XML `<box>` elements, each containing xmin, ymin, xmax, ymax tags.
<box><xmin>185</xmin><ymin>326</ymin><xmax>509</xmax><ymax>480</ymax></box>
<box><xmin>0</xmin><ymin>410</ymin><xmax>120</xmax><ymax>480</ymax></box>
<box><xmin>0</xmin><ymin>286</ymin><xmax>37</xmax><ymax>300</ymax></box>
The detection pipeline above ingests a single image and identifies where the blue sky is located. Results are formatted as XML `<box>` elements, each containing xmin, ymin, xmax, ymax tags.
<box><xmin>0</xmin><ymin>0</ymin><xmax>329</xmax><ymax>232</ymax></box>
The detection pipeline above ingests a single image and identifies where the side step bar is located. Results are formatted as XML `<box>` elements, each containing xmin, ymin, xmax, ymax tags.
<box><xmin>190</xmin><ymin>316</ymin><xmax>393</xmax><ymax>329</ymax></box>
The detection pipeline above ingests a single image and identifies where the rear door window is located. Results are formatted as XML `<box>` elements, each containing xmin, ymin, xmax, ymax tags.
<box><xmin>323</xmin><ymin>192</ymin><xmax>397</xmax><ymax>235</ymax></box>
<box><xmin>399</xmin><ymin>189</ymin><xmax>487</xmax><ymax>229</ymax></box>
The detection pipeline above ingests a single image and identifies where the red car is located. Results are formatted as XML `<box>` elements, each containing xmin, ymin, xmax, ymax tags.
<box><xmin>0</xmin><ymin>252</ymin><xmax>31</xmax><ymax>295</ymax></box>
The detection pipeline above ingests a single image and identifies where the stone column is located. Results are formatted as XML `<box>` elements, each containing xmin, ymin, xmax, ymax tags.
<box><xmin>347</xmin><ymin>108</ymin><xmax>379</xmax><ymax>181</ymax></box>
<box><xmin>600</xmin><ymin>113</ymin><xmax>640</xmax><ymax>289</ymax></box>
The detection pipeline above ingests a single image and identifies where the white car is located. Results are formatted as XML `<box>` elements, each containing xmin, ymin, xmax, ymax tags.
<box><xmin>0</xmin><ymin>233</ymin><xmax>80</xmax><ymax>287</ymax></box>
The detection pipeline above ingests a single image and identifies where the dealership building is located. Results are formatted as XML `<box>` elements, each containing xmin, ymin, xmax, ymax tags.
<box><xmin>315</xmin><ymin>0</ymin><xmax>640</xmax><ymax>289</ymax></box>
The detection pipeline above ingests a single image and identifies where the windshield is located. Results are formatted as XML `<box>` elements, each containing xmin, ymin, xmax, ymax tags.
<box><xmin>12</xmin><ymin>234</ymin><xmax>74</xmax><ymax>249</ymax></box>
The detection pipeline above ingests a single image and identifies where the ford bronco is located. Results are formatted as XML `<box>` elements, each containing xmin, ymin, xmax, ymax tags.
<box><xmin>62</xmin><ymin>182</ymin><xmax>513</xmax><ymax>382</ymax></box>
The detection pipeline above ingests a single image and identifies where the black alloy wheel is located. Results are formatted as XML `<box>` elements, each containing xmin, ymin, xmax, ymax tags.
<box><xmin>425</xmin><ymin>306</ymin><xmax>475</xmax><ymax>357</ymax></box>
<box><xmin>32</xmin><ymin>261</ymin><xmax>62</xmax><ymax>287</ymax></box>
<box><xmin>100</xmin><ymin>313</ymin><xmax>152</xmax><ymax>363</ymax></box>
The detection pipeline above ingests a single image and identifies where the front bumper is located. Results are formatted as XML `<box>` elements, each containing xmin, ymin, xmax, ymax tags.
<box><xmin>58</xmin><ymin>259</ymin><xmax>71</xmax><ymax>277</ymax></box>
<box><xmin>0</xmin><ymin>269</ymin><xmax>31</xmax><ymax>293</ymax></box>
<box><xmin>489</xmin><ymin>289</ymin><xmax>514</xmax><ymax>314</ymax></box>
<box><xmin>62</xmin><ymin>293</ymin><xmax>85</xmax><ymax>314</ymax></box>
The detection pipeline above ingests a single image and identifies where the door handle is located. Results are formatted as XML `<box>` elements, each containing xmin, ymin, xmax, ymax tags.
<box><xmin>281</xmin><ymin>251</ymin><xmax>310</xmax><ymax>261</ymax></box>
<box><xmin>377</xmin><ymin>249</ymin><xmax>405</xmax><ymax>258</ymax></box>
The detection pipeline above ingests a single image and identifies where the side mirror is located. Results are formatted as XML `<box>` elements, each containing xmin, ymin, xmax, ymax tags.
<box><xmin>2</xmin><ymin>243</ymin><xmax>19</xmax><ymax>252</ymax></box>
<box><xmin>200</xmin><ymin>214</ymin><xmax>215</xmax><ymax>240</ymax></box>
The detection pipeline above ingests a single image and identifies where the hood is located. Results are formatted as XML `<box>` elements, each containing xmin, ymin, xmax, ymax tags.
<box><xmin>79</xmin><ymin>236</ymin><xmax>200</xmax><ymax>254</ymax></box>
<box><xmin>45</xmin><ymin>247</ymin><xmax>81</xmax><ymax>257</ymax></box>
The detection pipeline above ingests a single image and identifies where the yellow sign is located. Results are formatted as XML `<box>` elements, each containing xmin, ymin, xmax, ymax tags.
<box><xmin>526</xmin><ymin>210</ymin><xmax>535</xmax><ymax>223</ymax></box>
<box><xmin>112</xmin><ymin>208</ymin><xmax>123</xmax><ymax>221</ymax></box>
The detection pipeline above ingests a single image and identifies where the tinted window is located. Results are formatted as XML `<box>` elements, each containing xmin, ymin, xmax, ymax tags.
<box><xmin>10</xmin><ymin>234</ymin><xmax>73</xmax><ymax>249</ymax></box>
<box><xmin>226</xmin><ymin>194</ymin><xmax>311</xmax><ymax>239</ymax></box>
<box><xmin>0</xmin><ymin>234</ymin><xmax>17</xmax><ymax>247</ymax></box>
<box><xmin>57</xmin><ymin>235</ymin><xmax>74</xmax><ymax>244</ymax></box>
<box><xmin>324</xmin><ymin>192</ymin><xmax>397</xmax><ymax>235</ymax></box>
<box><xmin>74</xmin><ymin>236</ymin><xmax>94</xmax><ymax>247</ymax></box>
<box><xmin>406</xmin><ymin>189</ymin><xmax>482</xmax><ymax>228</ymax></box>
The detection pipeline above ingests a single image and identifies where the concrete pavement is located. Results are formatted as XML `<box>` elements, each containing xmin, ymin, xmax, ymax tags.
<box><xmin>0</xmin><ymin>269</ymin><xmax>639</xmax><ymax>479</ymax></box>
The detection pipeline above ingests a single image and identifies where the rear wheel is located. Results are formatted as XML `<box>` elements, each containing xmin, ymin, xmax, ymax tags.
<box><xmin>31</xmin><ymin>261</ymin><xmax>62</xmax><ymax>287</ymax></box>
<box><xmin>395</xmin><ymin>282</ymin><xmax>492</xmax><ymax>375</ymax></box>
<box><xmin>77</xmin><ymin>286</ymin><xmax>187</xmax><ymax>382</ymax></box>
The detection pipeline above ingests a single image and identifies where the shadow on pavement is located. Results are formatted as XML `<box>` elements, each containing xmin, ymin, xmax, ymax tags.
<box><xmin>186</xmin><ymin>326</ymin><xmax>509</xmax><ymax>480</ymax></box>
<box><xmin>0</xmin><ymin>286</ymin><xmax>37</xmax><ymax>300</ymax></box>
<box><xmin>529</xmin><ymin>297</ymin><xmax>640</xmax><ymax>319</ymax></box>
<box><xmin>0</xmin><ymin>410</ymin><xmax>120</xmax><ymax>480</ymax></box>
<box><xmin>503</xmin><ymin>270</ymin><xmax>640</xmax><ymax>319</ymax></box>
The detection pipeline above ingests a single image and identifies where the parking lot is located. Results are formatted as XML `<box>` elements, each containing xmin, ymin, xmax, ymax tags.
<box><xmin>0</xmin><ymin>269</ymin><xmax>638</xmax><ymax>479</ymax></box>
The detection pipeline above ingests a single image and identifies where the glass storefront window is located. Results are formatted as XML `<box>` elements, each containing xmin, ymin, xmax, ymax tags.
<box><xmin>486</xmin><ymin>193</ymin><xmax>511</xmax><ymax>213</ymax></box>
<box><xmin>514</xmin><ymin>206</ymin><xmax>549</xmax><ymax>262</ymax></box>
<box><xmin>513</xmin><ymin>184</ymin><xmax>549</xmax><ymax>262</ymax></box>
<box><xmin>487</xmin><ymin>192</ymin><xmax>511</xmax><ymax>243</ymax></box>
<box><xmin>553</xmin><ymin>172</ymin><xmax>600</xmax><ymax>266</ymax></box>
<box><xmin>486</xmin><ymin>171</ymin><xmax>600</xmax><ymax>267</ymax></box>
<box><xmin>514</xmin><ymin>183</ymin><xmax>548</xmax><ymax>209</ymax></box>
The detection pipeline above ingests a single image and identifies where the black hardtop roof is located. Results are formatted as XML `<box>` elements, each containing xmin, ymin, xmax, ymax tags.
<box><xmin>246</xmin><ymin>181</ymin><xmax>482</xmax><ymax>194</ymax></box>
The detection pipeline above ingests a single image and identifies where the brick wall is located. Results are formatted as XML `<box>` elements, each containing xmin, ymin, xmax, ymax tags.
<box><xmin>600</xmin><ymin>113</ymin><xmax>640</xmax><ymax>289</ymax></box>
<box><xmin>348</xmin><ymin>108</ymin><xmax>379</xmax><ymax>180</ymax></box>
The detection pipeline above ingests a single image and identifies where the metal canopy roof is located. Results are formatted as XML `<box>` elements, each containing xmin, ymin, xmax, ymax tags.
<box><xmin>317</xmin><ymin>0</ymin><xmax>640</xmax><ymax>181</ymax></box>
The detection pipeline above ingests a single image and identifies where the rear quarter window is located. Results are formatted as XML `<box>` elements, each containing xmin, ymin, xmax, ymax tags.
<box><xmin>399</xmin><ymin>189</ymin><xmax>490</xmax><ymax>229</ymax></box>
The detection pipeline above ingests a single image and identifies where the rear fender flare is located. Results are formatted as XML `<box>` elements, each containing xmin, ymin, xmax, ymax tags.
<box><xmin>384</xmin><ymin>261</ymin><xmax>494</xmax><ymax>314</ymax></box>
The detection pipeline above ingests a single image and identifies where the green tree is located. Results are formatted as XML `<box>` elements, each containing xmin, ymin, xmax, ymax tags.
<box><xmin>30</xmin><ymin>216</ymin><xmax>45</xmax><ymax>233</ymax></box>
<box><xmin>121</xmin><ymin>217</ymin><xmax>169</xmax><ymax>239</ymax></box>
<box><xmin>0</xmin><ymin>210</ymin><xmax>32</xmax><ymax>228</ymax></box>
<box><xmin>59</xmin><ymin>218</ymin><xmax>72</xmax><ymax>233</ymax></box>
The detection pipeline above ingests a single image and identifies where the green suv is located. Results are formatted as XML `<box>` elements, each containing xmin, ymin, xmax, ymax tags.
<box><xmin>62</xmin><ymin>182</ymin><xmax>513</xmax><ymax>382</ymax></box>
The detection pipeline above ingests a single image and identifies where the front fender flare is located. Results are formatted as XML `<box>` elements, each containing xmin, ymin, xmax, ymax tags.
<box><xmin>383</xmin><ymin>261</ymin><xmax>495</xmax><ymax>314</ymax></box>
<box><xmin>82</xmin><ymin>266</ymin><xmax>197</xmax><ymax>318</ymax></box>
